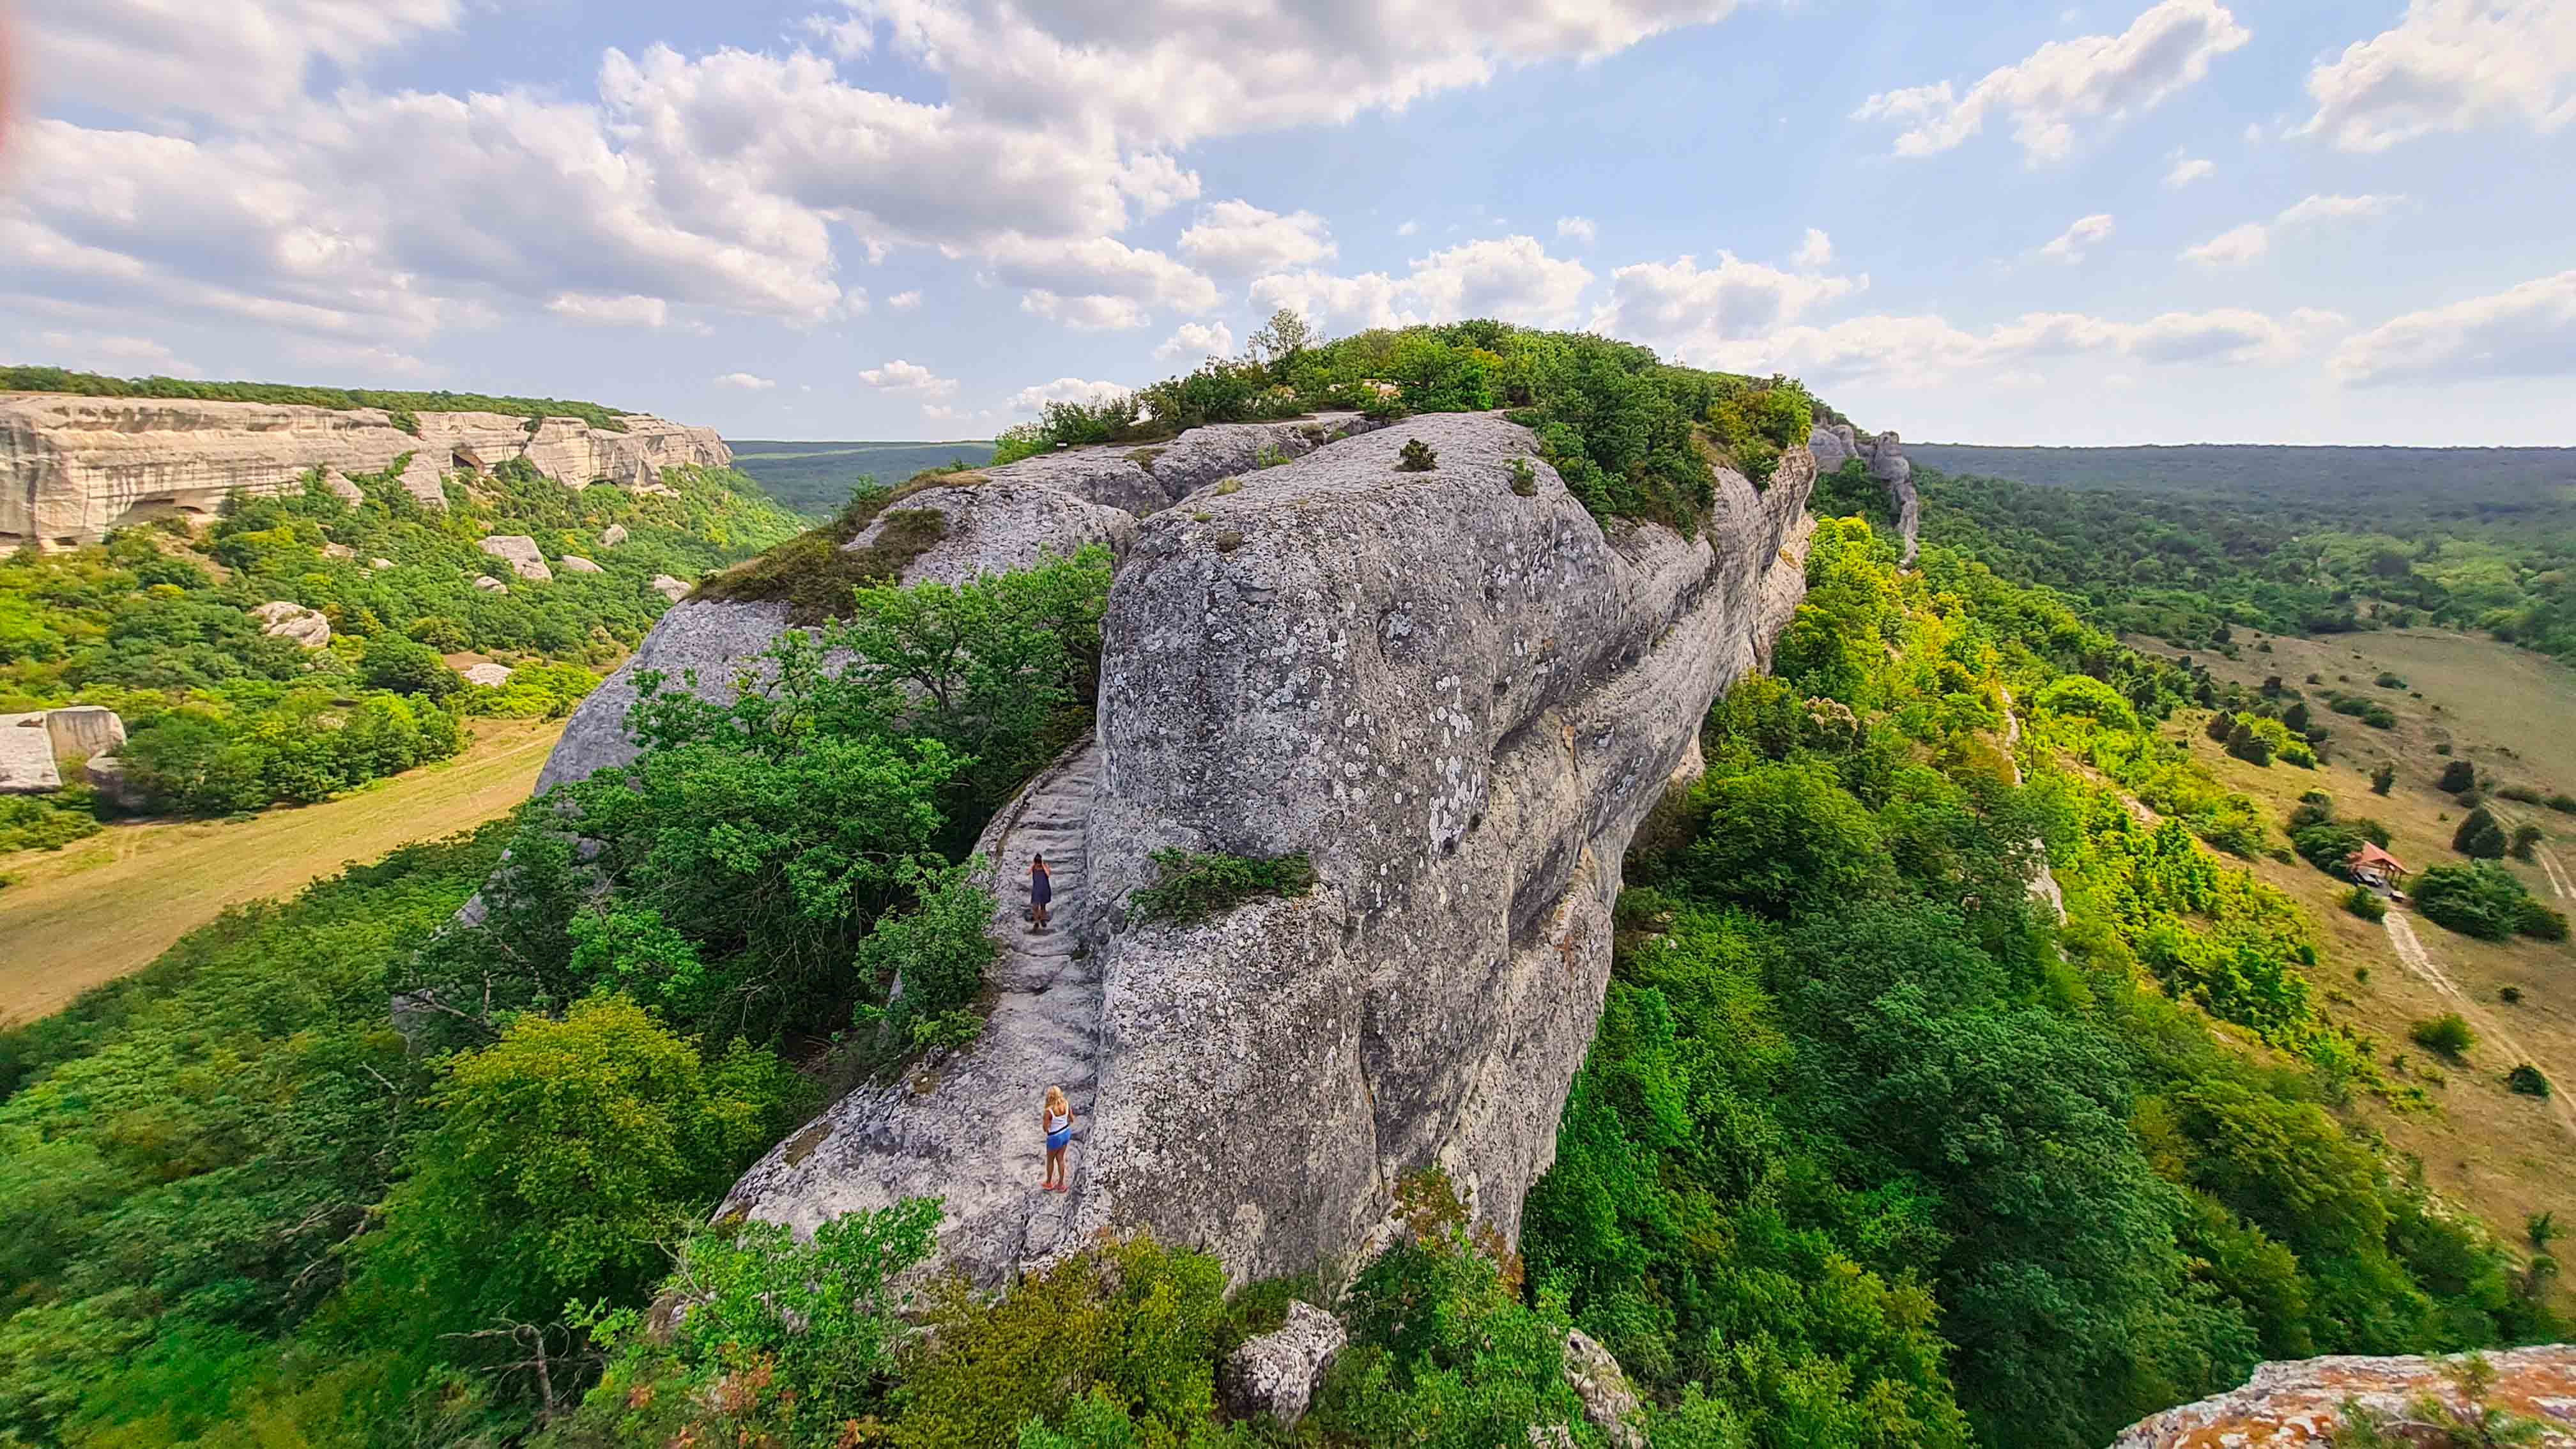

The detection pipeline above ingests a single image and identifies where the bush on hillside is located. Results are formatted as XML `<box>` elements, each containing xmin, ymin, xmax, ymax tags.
<box><xmin>2412</xmin><ymin>861</ymin><xmax>2554</xmax><ymax>941</ymax></box>
<box><xmin>2342</xmin><ymin>885</ymin><xmax>2388</xmax><ymax>921</ymax></box>
<box><xmin>2438</xmin><ymin>759</ymin><xmax>2478</xmax><ymax>793</ymax></box>
<box><xmin>2372</xmin><ymin>761</ymin><xmax>2397</xmax><ymax>795</ymax></box>
<box><xmin>2409</xmin><ymin>1013</ymin><xmax>2476</xmax><ymax>1059</ymax></box>
<box><xmin>2453</xmin><ymin>806</ymin><xmax>2510</xmax><ymax>859</ymax></box>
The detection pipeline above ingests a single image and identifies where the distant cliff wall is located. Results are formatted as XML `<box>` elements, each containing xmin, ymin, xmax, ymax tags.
<box><xmin>0</xmin><ymin>394</ymin><xmax>729</xmax><ymax>549</ymax></box>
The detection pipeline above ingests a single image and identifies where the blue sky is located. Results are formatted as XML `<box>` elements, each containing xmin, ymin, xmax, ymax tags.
<box><xmin>4</xmin><ymin>0</ymin><xmax>2570</xmax><ymax>445</ymax></box>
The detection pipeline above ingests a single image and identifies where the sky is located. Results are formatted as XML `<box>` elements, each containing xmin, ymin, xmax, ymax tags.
<box><xmin>1</xmin><ymin>0</ymin><xmax>2571</xmax><ymax>445</ymax></box>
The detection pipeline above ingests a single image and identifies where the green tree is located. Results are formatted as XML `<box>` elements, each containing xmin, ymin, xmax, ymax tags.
<box><xmin>2453</xmin><ymin>806</ymin><xmax>2509</xmax><ymax>859</ymax></box>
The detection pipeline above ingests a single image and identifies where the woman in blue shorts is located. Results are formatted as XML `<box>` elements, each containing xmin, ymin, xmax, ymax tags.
<box><xmin>1040</xmin><ymin>1084</ymin><xmax>1073</xmax><ymax>1192</ymax></box>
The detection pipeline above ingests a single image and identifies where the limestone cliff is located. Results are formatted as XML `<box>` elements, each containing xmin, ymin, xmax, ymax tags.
<box><xmin>2108</xmin><ymin>1346</ymin><xmax>2576</xmax><ymax>1447</ymax></box>
<box><xmin>710</xmin><ymin>411</ymin><xmax>1816</xmax><ymax>1285</ymax></box>
<box><xmin>0</xmin><ymin>394</ymin><xmax>728</xmax><ymax>549</ymax></box>
<box><xmin>1809</xmin><ymin>422</ymin><xmax>1918</xmax><ymax>565</ymax></box>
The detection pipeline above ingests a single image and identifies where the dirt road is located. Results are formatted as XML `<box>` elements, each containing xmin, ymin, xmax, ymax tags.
<box><xmin>2383</xmin><ymin>910</ymin><xmax>2576</xmax><ymax>1144</ymax></box>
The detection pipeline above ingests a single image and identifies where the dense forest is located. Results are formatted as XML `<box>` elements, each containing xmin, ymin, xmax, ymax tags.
<box><xmin>728</xmin><ymin>441</ymin><xmax>997</xmax><ymax>516</ymax></box>
<box><xmin>0</xmin><ymin>459</ymin><xmax>803</xmax><ymax>850</ymax></box>
<box><xmin>1816</xmin><ymin>451</ymin><xmax>2576</xmax><ymax>668</ymax></box>
<box><xmin>0</xmin><ymin>327</ymin><xmax>2563</xmax><ymax>1448</ymax></box>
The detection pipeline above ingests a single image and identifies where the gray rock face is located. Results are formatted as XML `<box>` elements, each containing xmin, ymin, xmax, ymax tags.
<box><xmin>2108</xmin><ymin>1346</ymin><xmax>2576</xmax><ymax>1448</ymax></box>
<box><xmin>847</xmin><ymin>479</ymin><xmax>1137</xmax><ymax>588</ymax></box>
<box><xmin>42</xmin><ymin>705</ymin><xmax>125</xmax><ymax>763</ymax></box>
<box><xmin>1220</xmin><ymin>1301</ymin><xmax>1346</xmax><ymax>1427</ymax></box>
<box><xmin>0</xmin><ymin>714</ymin><xmax>61</xmax><ymax>793</ymax></box>
<box><xmin>533</xmin><ymin>598</ymin><xmax>793</xmax><ymax>795</ymax></box>
<box><xmin>321</xmin><ymin>470</ymin><xmax>365</xmax><ymax>506</ymax></box>
<box><xmin>719</xmin><ymin>411</ymin><xmax>1816</xmax><ymax>1289</ymax></box>
<box><xmin>1807</xmin><ymin>423</ymin><xmax>1918</xmax><ymax>565</ymax></box>
<box><xmin>250</xmin><ymin>600</ymin><xmax>331</xmax><ymax>648</ymax></box>
<box><xmin>479</xmin><ymin>535</ymin><xmax>552</xmax><ymax>583</ymax></box>
<box><xmin>1562</xmin><ymin>1330</ymin><xmax>1648</xmax><ymax>1449</ymax></box>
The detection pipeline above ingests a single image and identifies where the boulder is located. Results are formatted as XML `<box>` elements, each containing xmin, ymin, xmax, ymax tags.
<box><xmin>83</xmin><ymin>753</ymin><xmax>150</xmax><ymax>812</ymax></box>
<box><xmin>719</xmin><ymin>412</ymin><xmax>1817</xmax><ymax>1288</ymax></box>
<box><xmin>1807</xmin><ymin>422</ymin><xmax>1859</xmax><ymax>473</ymax></box>
<box><xmin>1562</xmin><ymin>1330</ymin><xmax>1648</xmax><ymax>1449</ymax></box>
<box><xmin>395</xmin><ymin>452</ymin><xmax>449</xmax><ymax>510</ymax></box>
<box><xmin>648</xmin><ymin>573</ymin><xmax>690</xmax><ymax>603</ymax></box>
<box><xmin>599</xmin><ymin>523</ymin><xmax>628</xmax><ymax>548</ymax></box>
<box><xmin>473</xmin><ymin>576</ymin><xmax>509</xmax><ymax>594</ymax></box>
<box><xmin>369</xmin><ymin>557</ymin><xmax>395</xmax><ymax>570</ymax></box>
<box><xmin>1219</xmin><ymin>1301</ymin><xmax>1345</xmax><ymax>1427</ymax></box>
<box><xmin>323</xmin><ymin>542</ymin><xmax>356</xmax><ymax>562</ymax></box>
<box><xmin>0</xmin><ymin>714</ymin><xmax>61</xmax><ymax>793</ymax></box>
<box><xmin>479</xmin><ymin>535</ymin><xmax>552</xmax><ymax>583</ymax></box>
<box><xmin>321</xmin><ymin>470</ymin><xmax>365</xmax><ymax>506</ymax></box>
<box><xmin>250</xmin><ymin>600</ymin><xmax>331</xmax><ymax>648</ymax></box>
<box><xmin>461</xmin><ymin>662</ymin><xmax>514</xmax><ymax>687</ymax></box>
<box><xmin>42</xmin><ymin>705</ymin><xmax>125</xmax><ymax>763</ymax></box>
<box><xmin>558</xmin><ymin>555</ymin><xmax>604</xmax><ymax>575</ymax></box>
<box><xmin>2110</xmin><ymin>1346</ymin><xmax>2576</xmax><ymax>1448</ymax></box>
<box><xmin>533</xmin><ymin>599</ymin><xmax>791</xmax><ymax>793</ymax></box>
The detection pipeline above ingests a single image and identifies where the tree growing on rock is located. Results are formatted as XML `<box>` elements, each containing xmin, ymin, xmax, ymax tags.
<box><xmin>1397</xmin><ymin>438</ymin><xmax>1438</xmax><ymax>473</ymax></box>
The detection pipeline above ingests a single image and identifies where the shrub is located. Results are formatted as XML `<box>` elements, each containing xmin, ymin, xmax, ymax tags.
<box><xmin>2501</xmin><ymin>986</ymin><xmax>2523</xmax><ymax>1005</ymax></box>
<box><xmin>2438</xmin><ymin>760</ymin><xmax>2477</xmax><ymax>793</ymax></box>
<box><xmin>2374</xmin><ymin>671</ymin><xmax>2406</xmax><ymax>689</ymax></box>
<box><xmin>2517</xmin><ymin>896</ymin><xmax>2570</xmax><ymax>942</ymax></box>
<box><xmin>2410</xmin><ymin>1013</ymin><xmax>2476</xmax><ymax>1059</ymax></box>
<box><xmin>1129</xmin><ymin>848</ymin><xmax>1318</xmax><ymax>925</ymax></box>
<box><xmin>2508</xmin><ymin>1064</ymin><xmax>2552</xmax><ymax>1099</ymax></box>
<box><xmin>2510</xmin><ymin>824</ymin><xmax>2544</xmax><ymax>861</ymax></box>
<box><xmin>2453</xmin><ymin>806</ymin><xmax>2510</xmax><ymax>859</ymax></box>
<box><xmin>1397</xmin><ymin>438</ymin><xmax>1438</xmax><ymax>473</ymax></box>
<box><xmin>2371</xmin><ymin>761</ymin><xmax>2396</xmax><ymax>795</ymax></box>
<box><xmin>2342</xmin><ymin>885</ymin><xmax>2387</xmax><ymax>921</ymax></box>
<box><xmin>1509</xmin><ymin>456</ymin><xmax>1538</xmax><ymax>496</ymax></box>
<box><xmin>2549</xmin><ymin>792</ymin><xmax>2576</xmax><ymax>814</ymax></box>
<box><xmin>2497</xmin><ymin>784</ymin><xmax>2543</xmax><ymax>804</ymax></box>
<box><xmin>2413</xmin><ymin>862</ymin><xmax>2536</xmax><ymax>940</ymax></box>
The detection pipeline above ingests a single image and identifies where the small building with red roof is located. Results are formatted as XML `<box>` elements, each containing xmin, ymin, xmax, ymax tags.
<box><xmin>2346</xmin><ymin>841</ymin><xmax>2411</xmax><ymax>891</ymax></box>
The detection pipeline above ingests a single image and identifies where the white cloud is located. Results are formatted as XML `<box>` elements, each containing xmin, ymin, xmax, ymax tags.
<box><xmin>1155</xmin><ymin>321</ymin><xmax>1236</xmax><ymax>359</ymax></box>
<box><xmin>1855</xmin><ymin>0</ymin><xmax>2250</xmax><ymax>161</ymax></box>
<box><xmin>2299</xmin><ymin>0</ymin><xmax>2576</xmax><ymax>152</ymax></box>
<box><xmin>983</xmin><ymin>234</ymin><xmax>1219</xmax><ymax>326</ymax></box>
<box><xmin>1019</xmin><ymin>291</ymin><xmax>1151</xmax><ymax>330</ymax></box>
<box><xmin>2181</xmin><ymin>193</ymin><xmax>2405</xmax><ymax>266</ymax></box>
<box><xmin>2164</xmin><ymin>155</ymin><xmax>2215</xmax><ymax>187</ymax></box>
<box><xmin>2037</xmin><ymin>212</ymin><xmax>2115</xmax><ymax>263</ymax></box>
<box><xmin>2331</xmin><ymin>270</ymin><xmax>2576</xmax><ymax>386</ymax></box>
<box><xmin>714</xmin><ymin>371</ymin><xmax>776</xmax><ymax>389</ymax></box>
<box><xmin>1114</xmin><ymin>153</ymin><xmax>1202</xmax><ymax>218</ymax></box>
<box><xmin>1588</xmin><ymin>252</ymin><xmax>1864</xmax><ymax>362</ymax></box>
<box><xmin>545</xmin><ymin>293</ymin><xmax>671</xmax><ymax>328</ymax></box>
<box><xmin>1252</xmin><ymin>234</ymin><xmax>1595</xmax><ymax>331</ymax></box>
<box><xmin>1008</xmin><ymin>376</ymin><xmax>1130</xmax><ymax>413</ymax></box>
<box><xmin>2181</xmin><ymin>222</ymin><xmax>2270</xmax><ymax>267</ymax></box>
<box><xmin>1712</xmin><ymin>304</ymin><xmax>2315</xmax><ymax>386</ymax></box>
<box><xmin>889</xmin><ymin>290</ymin><xmax>923</xmax><ymax>309</ymax></box>
<box><xmin>1793</xmin><ymin>228</ymin><xmax>1834</xmax><ymax>267</ymax></box>
<box><xmin>1176</xmin><ymin>201</ymin><xmax>1336</xmax><ymax>276</ymax></box>
<box><xmin>26</xmin><ymin>330</ymin><xmax>199</xmax><ymax>375</ymax></box>
<box><xmin>857</xmin><ymin>358</ymin><xmax>960</xmax><ymax>395</ymax></box>
<box><xmin>26</xmin><ymin>0</ymin><xmax>461</xmax><ymax>122</ymax></box>
<box><xmin>1556</xmin><ymin>215</ymin><xmax>1597</xmax><ymax>244</ymax></box>
<box><xmin>1397</xmin><ymin>220</ymin><xmax>1420</xmax><ymax>237</ymax></box>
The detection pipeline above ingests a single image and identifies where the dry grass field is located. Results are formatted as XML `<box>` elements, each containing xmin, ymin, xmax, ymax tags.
<box><xmin>2128</xmin><ymin>625</ymin><xmax>2576</xmax><ymax>1266</ymax></box>
<box><xmin>0</xmin><ymin>718</ymin><xmax>563</xmax><ymax>1024</ymax></box>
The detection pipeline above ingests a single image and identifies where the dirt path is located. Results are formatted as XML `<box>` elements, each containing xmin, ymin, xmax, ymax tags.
<box><xmin>2383</xmin><ymin>910</ymin><xmax>2576</xmax><ymax>1144</ymax></box>
<box><xmin>0</xmin><ymin>720</ymin><xmax>562</xmax><ymax>1023</ymax></box>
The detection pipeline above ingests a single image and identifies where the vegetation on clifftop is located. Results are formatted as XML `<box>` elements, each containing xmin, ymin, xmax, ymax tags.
<box><xmin>1</xmin><ymin>366</ymin><xmax>637</xmax><ymax>433</ymax></box>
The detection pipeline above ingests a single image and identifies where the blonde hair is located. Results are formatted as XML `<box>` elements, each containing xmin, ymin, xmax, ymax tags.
<box><xmin>1045</xmin><ymin>1085</ymin><xmax>1068</xmax><ymax>1115</ymax></box>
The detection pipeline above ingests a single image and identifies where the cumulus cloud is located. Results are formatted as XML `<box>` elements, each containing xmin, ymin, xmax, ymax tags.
<box><xmin>1586</xmin><ymin>252</ymin><xmax>1863</xmax><ymax>362</ymax></box>
<box><xmin>546</xmin><ymin>293</ymin><xmax>670</xmax><ymax>327</ymax></box>
<box><xmin>2181</xmin><ymin>193</ymin><xmax>2405</xmax><ymax>266</ymax></box>
<box><xmin>1019</xmin><ymin>291</ymin><xmax>1151</xmax><ymax>330</ymax></box>
<box><xmin>26</xmin><ymin>0</ymin><xmax>461</xmax><ymax>122</ymax></box>
<box><xmin>2037</xmin><ymin>213</ymin><xmax>2115</xmax><ymax>263</ymax></box>
<box><xmin>26</xmin><ymin>329</ymin><xmax>198</xmax><ymax>376</ymax></box>
<box><xmin>1177</xmin><ymin>201</ymin><xmax>1336</xmax><ymax>276</ymax></box>
<box><xmin>1855</xmin><ymin>0</ymin><xmax>2250</xmax><ymax>161</ymax></box>
<box><xmin>1793</xmin><ymin>228</ymin><xmax>1834</xmax><ymax>267</ymax></box>
<box><xmin>1397</xmin><ymin>220</ymin><xmax>1421</xmax><ymax>237</ymax></box>
<box><xmin>2299</xmin><ymin>0</ymin><xmax>2576</xmax><ymax>152</ymax></box>
<box><xmin>1008</xmin><ymin>376</ymin><xmax>1130</xmax><ymax>412</ymax></box>
<box><xmin>714</xmin><ymin>372</ymin><xmax>776</xmax><ymax>389</ymax></box>
<box><xmin>889</xmin><ymin>290</ymin><xmax>923</xmax><ymax>309</ymax></box>
<box><xmin>983</xmin><ymin>234</ymin><xmax>1218</xmax><ymax>328</ymax></box>
<box><xmin>1710</xmin><ymin>304</ymin><xmax>2315</xmax><ymax>386</ymax></box>
<box><xmin>2164</xmin><ymin>154</ymin><xmax>2214</xmax><ymax>187</ymax></box>
<box><xmin>857</xmin><ymin>358</ymin><xmax>960</xmax><ymax>395</ymax></box>
<box><xmin>1156</xmin><ymin>321</ymin><xmax>1236</xmax><ymax>359</ymax></box>
<box><xmin>1251</xmin><ymin>235</ymin><xmax>1595</xmax><ymax>330</ymax></box>
<box><xmin>2331</xmin><ymin>270</ymin><xmax>2576</xmax><ymax>386</ymax></box>
<box><xmin>1556</xmin><ymin>216</ymin><xmax>1597</xmax><ymax>244</ymax></box>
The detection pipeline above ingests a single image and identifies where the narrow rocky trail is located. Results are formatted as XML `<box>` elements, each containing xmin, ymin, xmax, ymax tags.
<box><xmin>2382</xmin><ymin>910</ymin><xmax>2576</xmax><ymax>1144</ymax></box>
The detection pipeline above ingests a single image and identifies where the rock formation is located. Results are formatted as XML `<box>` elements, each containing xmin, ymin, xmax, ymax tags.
<box><xmin>250</xmin><ymin>601</ymin><xmax>332</xmax><ymax>648</ymax></box>
<box><xmin>1562</xmin><ymin>1330</ymin><xmax>1650</xmax><ymax>1449</ymax></box>
<box><xmin>461</xmin><ymin>663</ymin><xmax>514</xmax><ymax>687</ymax></box>
<box><xmin>600</xmin><ymin>524</ymin><xmax>628</xmax><ymax>548</ymax></box>
<box><xmin>559</xmin><ymin>555</ymin><xmax>603</xmax><ymax>575</ymax></box>
<box><xmin>1220</xmin><ymin>1302</ymin><xmax>1346</xmax><ymax>1426</ymax></box>
<box><xmin>0</xmin><ymin>706</ymin><xmax>128</xmax><ymax>794</ymax></box>
<box><xmin>1809</xmin><ymin>422</ymin><xmax>1919</xmax><ymax>565</ymax></box>
<box><xmin>647</xmin><ymin>574</ymin><xmax>689</xmax><ymax>604</ymax></box>
<box><xmin>0</xmin><ymin>393</ymin><xmax>728</xmax><ymax>549</ymax></box>
<box><xmin>473</xmin><ymin>576</ymin><xmax>509</xmax><ymax>594</ymax></box>
<box><xmin>2108</xmin><ymin>1347</ymin><xmax>2576</xmax><ymax>1447</ymax></box>
<box><xmin>709</xmin><ymin>411</ymin><xmax>1816</xmax><ymax>1287</ymax></box>
<box><xmin>478</xmin><ymin>535</ymin><xmax>552</xmax><ymax>583</ymax></box>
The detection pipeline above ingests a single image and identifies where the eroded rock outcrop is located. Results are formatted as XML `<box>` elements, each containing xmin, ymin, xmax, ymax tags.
<box><xmin>714</xmin><ymin>411</ymin><xmax>1816</xmax><ymax>1287</ymax></box>
<box><xmin>479</xmin><ymin>535</ymin><xmax>552</xmax><ymax>583</ymax></box>
<box><xmin>0</xmin><ymin>394</ymin><xmax>727</xmax><ymax>548</ymax></box>
<box><xmin>251</xmin><ymin>601</ymin><xmax>332</xmax><ymax>648</ymax></box>
<box><xmin>1809</xmin><ymin>422</ymin><xmax>1918</xmax><ymax>565</ymax></box>
<box><xmin>1220</xmin><ymin>1301</ymin><xmax>1346</xmax><ymax>1427</ymax></box>
<box><xmin>2108</xmin><ymin>1347</ymin><xmax>2576</xmax><ymax>1448</ymax></box>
